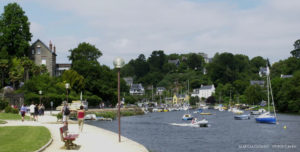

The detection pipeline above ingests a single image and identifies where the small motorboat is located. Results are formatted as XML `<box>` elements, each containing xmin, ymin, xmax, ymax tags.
<box><xmin>251</xmin><ymin>108</ymin><xmax>266</xmax><ymax>115</ymax></box>
<box><xmin>200</xmin><ymin>112</ymin><xmax>212</xmax><ymax>115</ymax></box>
<box><xmin>84</xmin><ymin>114</ymin><xmax>97</xmax><ymax>120</ymax></box>
<box><xmin>182</xmin><ymin>114</ymin><xmax>193</xmax><ymax>120</ymax></box>
<box><xmin>234</xmin><ymin>114</ymin><xmax>250</xmax><ymax>120</ymax></box>
<box><xmin>192</xmin><ymin>118</ymin><xmax>208</xmax><ymax>127</ymax></box>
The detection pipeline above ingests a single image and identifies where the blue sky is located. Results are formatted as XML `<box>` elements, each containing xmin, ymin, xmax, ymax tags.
<box><xmin>1</xmin><ymin>0</ymin><xmax>299</xmax><ymax>67</ymax></box>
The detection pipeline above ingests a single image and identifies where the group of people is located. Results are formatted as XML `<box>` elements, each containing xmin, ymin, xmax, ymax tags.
<box><xmin>19</xmin><ymin>103</ymin><xmax>45</xmax><ymax>122</ymax></box>
<box><xmin>61</xmin><ymin>101</ymin><xmax>85</xmax><ymax>132</ymax></box>
<box><xmin>27</xmin><ymin>103</ymin><xmax>45</xmax><ymax>121</ymax></box>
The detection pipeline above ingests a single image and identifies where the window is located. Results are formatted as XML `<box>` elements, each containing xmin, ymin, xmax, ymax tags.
<box><xmin>32</xmin><ymin>49</ymin><xmax>35</xmax><ymax>54</ymax></box>
<box><xmin>42</xmin><ymin>59</ymin><xmax>46</xmax><ymax>65</ymax></box>
<box><xmin>37</xmin><ymin>48</ymin><xmax>41</xmax><ymax>55</ymax></box>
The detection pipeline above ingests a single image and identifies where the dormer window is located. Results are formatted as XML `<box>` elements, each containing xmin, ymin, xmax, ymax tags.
<box><xmin>37</xmin><ymin>45</ymin><xmax>41</xmax><ymax>55</ymax></box>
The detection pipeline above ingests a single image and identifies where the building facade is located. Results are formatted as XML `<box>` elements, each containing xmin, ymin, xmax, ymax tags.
<box><xmin>191</xmin><ymin>85</ymin><xmax>215</xmax><ymax>99</ymax></box>
<box><xmin>130</xmin><ymin>83</ymin><xmax>145</xmax><ymax>95</ymax></box>
<box><xmin>29</xmin><ymin>39</ymin><xmax>71</xmax><ymax>77</ymax></box>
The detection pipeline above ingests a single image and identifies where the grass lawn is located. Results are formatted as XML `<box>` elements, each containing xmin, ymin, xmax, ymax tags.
<box><xmin>0</xmin><ymin>120</ymin><xmax>6</xmax><ymax>124</ymax></box>
<box><xmin>0</xmin><ymin>113</ymin><xmax>30</xmax><ymax>120</ymax></box>
<box><xmin>0</xmin><ymin>126</ymin><xmax>51</xmax><ymax>152</ymax></box>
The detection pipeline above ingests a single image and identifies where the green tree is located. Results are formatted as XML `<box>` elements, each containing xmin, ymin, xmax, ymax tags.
<box><xmin>244</xmin><ymin>85</ymin><xmax>265</xmax><ymax>105</ymax></box>
<box><xmin>68</xmin><ymin>42</ymin><xmax>102</xmax><ymax>62</ymax></box>
<box><xmin>187</xmin><ymin>53</ymin><xmax>204</xmax><ymax>70</ymax></box>
<box><xmin>20</xmin><ymin>56</ymin><xmax>34</xmax><ymax>81</ymax></box>
<box><xmin>148</xmin><ymin>50</ymin><xmax>166</xmax><ymax>72</ymax></box>
<box><xmin>9</xmin><ymin>58</ymin><xmax>23</xmax><ymax>88</ymax></box>
<box><xmin>61</xmin><ymin>70</ymin><xmax>85</xmax><ymax>93</ymax></box>
<box><xmin>0</xmin><ymin>3</ymin><xmax>32</xmax><ymax>57</ymax></box>
<box><xmin>0</xmin><ymin>59</ymin><xmax>9</xmax><ymax>87</ymax></box>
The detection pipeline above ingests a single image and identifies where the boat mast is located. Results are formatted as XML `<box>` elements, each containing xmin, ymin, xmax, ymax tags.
<box><xmin>267</xmin><ymin>66</ymin><xmax>270</xmax><ymax>113</ymax></box>
<box><xmin>268</xmin><ymin>74</ymin><xmax>277</xmax><ymax>120</ymax></box>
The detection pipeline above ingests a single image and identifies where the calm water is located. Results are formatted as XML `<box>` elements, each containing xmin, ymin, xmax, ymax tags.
<box><xmin>87</xmin><ymin>110</ymin><xmax>300</xmax><ymax>152</ymax></box>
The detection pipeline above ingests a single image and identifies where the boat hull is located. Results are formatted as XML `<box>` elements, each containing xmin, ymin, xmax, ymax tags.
<box><xmin>234</xmin><ymin>115</ymin><xmax>250</xmax><ymax>120</ymax></box>
<box><xmin>182</xmin><ymin>117</ymin><xmax>193</xmax><ymax>120</ymax></box>
<box><xmin>255</xmin><ymin>117</ymin><xmax>276</xmax><ymax>124</ymax></box>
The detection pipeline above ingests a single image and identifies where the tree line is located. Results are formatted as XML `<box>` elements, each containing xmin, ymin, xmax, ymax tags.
<box><xmin>0</xmin><ymin>3</ymin><xmax>299</xmax><ymax>113</ymax></box>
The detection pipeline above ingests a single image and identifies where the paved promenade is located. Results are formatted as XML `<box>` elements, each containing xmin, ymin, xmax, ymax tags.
<box><xmin>2</xmin><ymin>111</ymin><xmax>148</xmax><ymax>152</ymax></box>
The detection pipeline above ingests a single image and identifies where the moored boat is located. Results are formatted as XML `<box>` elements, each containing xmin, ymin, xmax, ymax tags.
<box><xmin>234</xmin><ymin>114</ymin><xmax>250</xmax><ymax>120</ymax></box>
<box><xmin>182</xmin><ymin>114</ymin><xmax>193</xmax><ymax>120</ymax></box>
<box><xmin>255</xmin><ymin>112</ymin><xmax>276</xmax><ymax>124</ymax></box>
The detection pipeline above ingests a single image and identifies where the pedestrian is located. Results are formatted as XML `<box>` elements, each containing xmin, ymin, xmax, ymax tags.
<box><xmin>34</xmin><ymin>104</ymin><xmax>39</xmax><ymax>121</ymax></box>
<box><xmin>41</xmin><ymin>104</ymin><xmax>45</xmax><ymax>116</ymax></box>
<box><xmin>38</xmin><ymin>104</ymin><xmax>42</xmax><ymax>116</ymax></box>
<box><xmin>77</xmin><ymin>105</ymin><xmax>85</xmax><ymax>132</ymax></box>
<box><xmin>29</xmin><ymin>103</ymin><xmax>35</xmax><ymax>121</ymax></box>
<box><xmin>61</xmin><ymin>101</ymin><xmax>70</xmax><ymax>127</ymax></box>
<box><xmin>20</xmin><ymin>104</ymin><xmax>27</xmax><ymax>122</ymax></box>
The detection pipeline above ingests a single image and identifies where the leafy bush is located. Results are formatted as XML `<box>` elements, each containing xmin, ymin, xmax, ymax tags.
<box><xmin>4</xmin><ymin>106</ymin><xmax>12</xmax><ymax>113</ymax></box>
<box><xmin>85</xmin><ymin>95</ymin><xmax>102</xmax><ymax>107</ymax></box>
<box><xmin>4</xmin><ymin>106</ymin><xmax>19</xmax><ymax>114</ymax></box>
<box><xmin>0</xmin><ymin>99</ymin><xmax>8</xmax><ymax>110</ymax></box>
<box><xmin>56</xmin><ymin>113</ymin><xmax>62</xmax><ymax>121</ymax></box>
<box><xmin>95</xmin><ymin>111</ymin><xmax>116</xmax><ymax>119</ymax></box>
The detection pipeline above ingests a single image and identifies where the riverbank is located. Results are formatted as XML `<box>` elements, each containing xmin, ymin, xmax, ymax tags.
<box><xmin>0</xmin><ymin>111</ymin><xmax>148</xmax><ymax>152</ymax></box>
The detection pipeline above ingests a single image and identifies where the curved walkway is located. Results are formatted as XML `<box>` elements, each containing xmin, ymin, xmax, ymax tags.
<box><xmin>2</xmin><ymin>112</ymin><xmax>148</xmax><ymax>152</ymax></box>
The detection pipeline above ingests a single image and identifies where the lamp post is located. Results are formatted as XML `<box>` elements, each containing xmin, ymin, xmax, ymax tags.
<box><xmin>65</xmin><ymin>83</ymin><xmax>70</xmax><ymax>103</ymax></box>
<box><xmin>113</xmin><ymin>57</ymin><xmax>125</xmax><ymax>143</ymax></box>
<box><xmin>39</xmin><ymin>90</ymin><xmax>42</xmax><ymax>104</ymax></box>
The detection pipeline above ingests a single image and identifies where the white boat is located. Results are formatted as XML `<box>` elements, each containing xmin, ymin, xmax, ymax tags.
<box><xmin>84</xmin><ymin>114</ymin><xmax>97</xmax><ymax>120</ymax></box>
<box><xmin>233</xmin><ymin>109</ymin><xmax>244</xmax><ymax>114</ymax></box>
<box><xmin>182</xmin><ymin>114</ymin><xmax>193</xmax><ymax>120</ymax></box>
<box><xmin>234</xmin><ymin>114</ymin><xmax>250</xmax><ymax>120</ymax></box>
<box><xmin>191</xmin><ymin>118</ymin><xmax>208</xmax><ymax>127</ymax></box>
<box><xmin>251</xmin><ymin>108</ymin><xmax>266</xmax><ymax>115</ymax></box>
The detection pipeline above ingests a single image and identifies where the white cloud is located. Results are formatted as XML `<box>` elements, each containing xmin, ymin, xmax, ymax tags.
<box><xmin>29</xmin><ymin>0</ymin><xmax>300</xmax><ymax>66</ymax></box>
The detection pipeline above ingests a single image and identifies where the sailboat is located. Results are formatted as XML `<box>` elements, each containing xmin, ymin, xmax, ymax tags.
<box><xmin>182</xmin><ymin>80</ymin><xmax>193</xmax><ymax>120</ymax></box>
<box><xmin>255</xmin><ymin>65</ymin><xmax>277</xmax><ymax>124</ymax></box>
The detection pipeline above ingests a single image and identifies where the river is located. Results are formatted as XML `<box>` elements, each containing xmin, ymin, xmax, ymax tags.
<box><xmin>87</xmin><ymin>110</ymin><xmax>300</xmax><ymax>152</ymax></box>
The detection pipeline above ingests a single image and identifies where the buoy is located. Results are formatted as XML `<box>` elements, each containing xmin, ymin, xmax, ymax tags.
<box><xmin>283</xmin><ymin>125</ymin><xmax>287</xmax><ymax>129</ymax></box>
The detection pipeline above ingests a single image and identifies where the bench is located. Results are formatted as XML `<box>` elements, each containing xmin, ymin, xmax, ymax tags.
<box><xmin>59</xmin><ymin>126</ymin><xmax>79</xmax><ymax>149</ymax></box>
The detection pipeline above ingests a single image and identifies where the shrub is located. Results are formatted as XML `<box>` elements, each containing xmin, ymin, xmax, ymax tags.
<box><xmin>56</xmin><ymin>113</ymin><xmax>62</xmax><ymax>121</ymax></box>
<box><xmin>0</xmin><ymin>99</ymin><xmax>8</xmax><ymax>110</ymax></box>
<box><xmin>95</xmin><ymin>111</ymin><xmax>116</xmax><ymax>119</ymax></box>
<box><xmin>4</xmin><ymin>106</ymin><xmax>18</xmax><ymax>114</ymax></box>
<box><xmin>4</xmin><ymin>106</ymin><xmax>12</xmax><ymax>113</ymax></box>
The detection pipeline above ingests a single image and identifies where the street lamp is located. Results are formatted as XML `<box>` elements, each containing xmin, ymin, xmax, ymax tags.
<box><xmin>113</xmin><ymin>57</ymin><xmax>125</xmax><ymax>143</ymax></box>
<box><xmin>39</xmin><ymin>90</ymin><xmax>42</xmax><ymax>104</ymax></box>
<box><xmin>65</xmin><ymin>83</ymin><xmax>70</xmax><ymax>103</ymax></box>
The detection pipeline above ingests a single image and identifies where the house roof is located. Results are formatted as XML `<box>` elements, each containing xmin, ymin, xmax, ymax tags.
<box><xmin>168</xmin><ymin>59</ymin><xmax>180</xmax><ymax>65</ymax></box>
<box><xmin>31</xmin><ymin>39</ymin><xmax>57</xmax><ymax>56</ymax></box>
<box><xmin>250</xmin><ymin>80</ymin><xmax>265</xmax><ymax>85</ymax></box>
<box><xmin>130</xmin><ymin>84</ymin><xmax>144</xmax><ymax>90</ymax></box>
<box><xmin>200</xmin><ymin>85</ymin><xmax>214</xmax><ymax>90</ymax></box>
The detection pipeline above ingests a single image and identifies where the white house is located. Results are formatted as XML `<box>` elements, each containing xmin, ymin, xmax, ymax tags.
<box><xmin>130</xmin><ymin>83</ymin><xmax>145</xmax><ymax>95</ymax></box>
<box><xmin>191</xmin><ymin>85</ymin><xmax>215</xmax><ymax>99</ymax></box>
<box><xmin>156</xmin><ymin>87</ymin><xmax>166</xmax><ymax>95</ymax></box>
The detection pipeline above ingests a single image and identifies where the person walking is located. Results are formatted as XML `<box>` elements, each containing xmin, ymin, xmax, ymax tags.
<box><xmin>20</xmin><ymin>104</ymin><xmax>27</xmax><ymax>122</ymax></box>
<box><xmin>61</xmin><ymin>101</ymin><xmax>70</xmax><ymax>127</ymax></box>
<box><xmin>29</xmin><ymin>103</ymin><xmax>35</xmax><ymax>121</ymax></box>
<box><xmin>77</xmin><ymin>105</ymin><xmax>85</xmax><ymax>132</ymax></box>
<box><xmin>34</xmin><ymin>104</ymin><xmax>39</xmax><ymax>121</ymax></box>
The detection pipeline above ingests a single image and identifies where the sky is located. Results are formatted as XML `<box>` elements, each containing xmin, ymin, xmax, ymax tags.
<box><xmin>0</xmin><ymin>0</ymin><xmax>299</xmax><ymax>67</ymax></box>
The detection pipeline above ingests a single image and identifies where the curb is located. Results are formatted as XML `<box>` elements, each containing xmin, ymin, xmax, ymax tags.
<box><xmin>35</xmin><ymin>137</ymin><xmax>53</xmax><ymax>152</ymax></box>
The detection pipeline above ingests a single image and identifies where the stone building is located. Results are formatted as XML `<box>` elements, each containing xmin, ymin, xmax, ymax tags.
<box><xmin>29</xmin><ymin>39</ymin><xmax>71</xmax><ymax>77</ymax></box>
<box><xmin>29</xmin><ymin>39</ymin><xmax>57</xmax><ymax>76</ymax></box>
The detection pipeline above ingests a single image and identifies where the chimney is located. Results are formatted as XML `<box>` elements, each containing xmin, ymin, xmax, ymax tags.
<box><xmin>54</xmin><ymin>45</ymin><xmax>56</xmax><ymax>53</ymax></box>
<box><xmin>49</xmin><ymin>41</ymin><xmax>53</xmax><ymax>51</ymax></box>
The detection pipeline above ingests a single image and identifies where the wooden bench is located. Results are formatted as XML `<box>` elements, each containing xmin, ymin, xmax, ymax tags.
<box><xmin>59</xmin><ymin>126</ymin><xmax>79</xmax><ymax>149</ymax></box>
